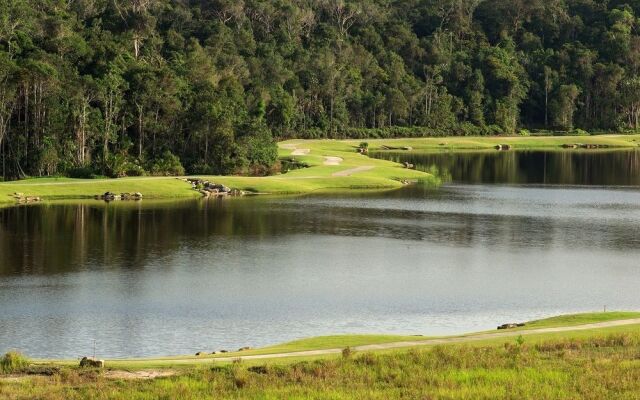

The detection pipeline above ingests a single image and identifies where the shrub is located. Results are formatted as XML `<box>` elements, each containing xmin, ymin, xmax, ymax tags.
<box><xmin>518</xmin><ymin>129</ymin><xmax>531</xmax><ymax>136</ymax></box>
<box><xmin>0</xmin><ymin>351</ymin><xmax>29</xmax><ymax>374</ymax></box>
<box><xmin>150</xmin><ymin>151</ymin><xmax>185</xmax><ymax>176</ymax></box>
<box><xmin>342</xmin><ymin>347</ymin><xmax>353</xmax><ymax>359</ymax></box>
<box><xmin>67</xmin><ymin>167</ymin><xmax>98</xmax><ymax>179</ymax></box>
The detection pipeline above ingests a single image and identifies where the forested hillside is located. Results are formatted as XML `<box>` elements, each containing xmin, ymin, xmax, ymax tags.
<box><xmin>1</xmin><ymin>0</ymin><xmax>639</xmax><ymax>179</ymax></box>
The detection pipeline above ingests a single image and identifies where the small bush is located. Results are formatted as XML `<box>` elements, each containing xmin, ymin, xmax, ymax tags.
<box><xmin>150</xmin><ymin>151</ymin><xmax>185</xmax><ymax>176</ymax></box>
<box><xmin>67</xmin><ymin>167</ymin><xmax>99</xmax><ymax>179</ymax></box>
<box><xmin>518</xmin><ymin>129</ymin><xmax>531</xmax><ymax>136</ymax></box>
<box><xmin>0</xmin><ymin>351</ymin><xmax>29</xmax><ymax>374</ymax></box>
<box><xmin>342</xmin><ymin>347</ymin><xmax>353</xmax><ymax>359</ymax></box>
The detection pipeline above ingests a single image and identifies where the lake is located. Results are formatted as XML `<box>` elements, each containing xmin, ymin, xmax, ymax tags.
<box><xmin>1</xmin><ymin>150</ymin><xmax>640</xmax><ymax>358</ymax></box>
<box><xmin>374</xmin><ymin>149</ymin><xmax>640</xmax><ymax>185</ymax></box>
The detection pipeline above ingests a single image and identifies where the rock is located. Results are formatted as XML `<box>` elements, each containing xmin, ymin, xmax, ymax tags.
<box><xmin>238</xmin><ymin>347</ymin><xmax>252</xmax><ymax>352</ymax></box>
<box><xmin>402</xmin><ymin>146</ymin><xmax>413</xmax><ymax>151</ymax></box>
<box><xmin>13</xmin><ymin>192</ymin><xmax>24</xmax><ymax>197</ymax></box>
<box><xmin>497</xmin><ymin>323</ymin><xmax>525</xmax><ymax>330</ymax></box>
<box><xmin>79</xmin><ymin>357</ymin><xmax>104</xmax><ymax>368</ymax></box>
<box><xmin>495</xmin><ymin>144</ymin><xmax>511</xmax><ymax>151</ymax></box>
<box><xmin>403</xmin><ymin>162</ymin><xmax>415</xmax><ymax>169</ymax></box>
<box><xmin>102</xmin><ymin>192</ymin><xmax>117</xmax><ymax>201</ymax></box>
<box><xmin>211</xmin><ymin>351</ymin><xmax>218</xmax><ymax>355</ymax></box>
<box><xmin>133</xmin><ymin>192</ymin><xmax>143</xmax><ymax>199</ymax></box>
<box><xmin>230</xmin><ymin>189</ymin><xmax>244</xmax><ymax>197</ymax></box>
<box><xmin>562</xmin><ymin>144</ymin><xmax>578</xmax><ymax>149</ymax></box>
<box><xmin>195</xmin><ymin>352</ymin><xmax>204</xmax><ymax>356</ymax></box>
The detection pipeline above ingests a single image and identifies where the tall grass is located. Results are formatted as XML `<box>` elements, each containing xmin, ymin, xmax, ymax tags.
<box><xmin>0</xmin><ymin>351</ymin><xmax>29</xmax><ymax>374</ymax></box>
<box><xmin>2</xmin><ymin>333</ymin><xmax>640</xmax><ymax>398</ymax></box>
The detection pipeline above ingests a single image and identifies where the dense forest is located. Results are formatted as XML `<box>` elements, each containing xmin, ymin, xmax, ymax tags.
<box><xmin>1</xmin><ymin>0</ymin><xmax>640</xmax><ymax>179</ymax></box>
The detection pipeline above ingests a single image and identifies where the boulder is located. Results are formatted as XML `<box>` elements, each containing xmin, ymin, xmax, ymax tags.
<box><xmin>497</xmin><ymin>323</ymin><xmax>525</xmax><ymax>330</ymax></box>
<box><xmin>195</xmin><ymin>352</ymin><xmax>204</xmax><ymax>356</ymax></box>
<box><xmin>79</xmin><ymin>357</ymin><xmax>104</xmax><ymax>368</ymax></box>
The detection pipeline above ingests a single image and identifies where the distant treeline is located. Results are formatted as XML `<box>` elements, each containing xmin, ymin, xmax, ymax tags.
<box><xmin>1</xmin><ymin>0</ymin><xmax>640</xmax><ymax>179</ymax></box>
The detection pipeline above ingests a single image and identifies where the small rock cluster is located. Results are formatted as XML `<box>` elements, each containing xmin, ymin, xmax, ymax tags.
<box><xmin>11</xmin><ymin>193</ymin><xmax>41</xmax><ymax>203</ymax></box>
<box><xmin>495</xmin><ymin>144</ymin><xmax>512</xmax><ymax>151</ymax></box>
<box><xmin>196</xmin><ymin>347</ymin><xmax>252</xmax><ymax>356</ymax></box>
<box><xmin>95</xmin><ymin>192</ymin><xmax>143</xmax><ymax>202</ymax></box>
<box><xmin>183</xmin><ymin>178</ymin><xmax>245</xmax><ymax>197</ymax></box>
<box><xmin>403</xmin><ymin>162</ymin><xmax>415</xmax><ymax>169</ymax></box>
<box><xmin>562</xmin><ymin>143</ymin><xmax>609</xmax><ymax>149</ymax></box>
<box><xmin>497</xmin><ymin>323</ymin><xmax>526</xmax><ymax>330</ymax></box>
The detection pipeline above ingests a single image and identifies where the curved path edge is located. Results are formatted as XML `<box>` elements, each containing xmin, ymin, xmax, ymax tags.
<box><xmin>212</xmin><ymin>318</ymin><xmax>640</xmax><ymax>362</ymax></box>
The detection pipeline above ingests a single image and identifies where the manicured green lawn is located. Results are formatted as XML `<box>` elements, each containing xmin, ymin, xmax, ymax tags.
<box><xmin>358</xmin><ymin>134</ymin><xmax>640</xmax><ymax>152</ymax></box>
<box><xmin>518</xmin><ymin>312</ymin><xmax>640</xmax><ymax>330</ymax></box>
<box><xmin>2</xmin><ymin>134</ymin><xmax>638</xmax><ymax>205</ymax></box>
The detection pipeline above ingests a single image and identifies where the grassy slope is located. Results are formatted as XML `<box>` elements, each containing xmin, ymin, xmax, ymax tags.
<box><xmin>5</xmin><ymin>317</ymin><xmax>640</xmax><ymax>399</ymax></box>
<box><xmin>3</xmin><ymin>134</ymin><xmax>638</xmax><ymax>205</ymax></box>
<box><xmin>37</xmin><ymin>312</ymin><xmax>640</xmax><ymax>369</ymax></box>
<box><xmin>0</xmin><ymin>140</ymin><xmax>434</xmax><ymax>205</ymax></box>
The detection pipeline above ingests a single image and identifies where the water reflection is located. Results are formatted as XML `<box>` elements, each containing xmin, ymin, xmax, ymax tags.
<box><xmin>373</xmin><ymin>150</ymin><xmax>640</xmax><ymax>185</ymax></box>
<box><xmin>1</xmin><ymin>186</ymin><xmax>640</xmax><ymax>358</ymax></box>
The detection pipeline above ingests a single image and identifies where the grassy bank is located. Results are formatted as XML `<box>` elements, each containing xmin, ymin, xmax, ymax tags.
<box><xmin>1</xmin><ymin>134</ymin><xmax>639</xmax><ymax>205</ymax></box>
<box><xmin>0</xmin><ymin>140</ymin><xmax>435</xmax><ymax>205</ymax></box>
<box><xmin>359</xmin><ymin>134</ymin><xmax>640</xmax><ymax>152</ymax></box>
<box><xmin>3</xmin><ymin>313</ymin><xmax>640</xmax><ymax>399</ymax></box>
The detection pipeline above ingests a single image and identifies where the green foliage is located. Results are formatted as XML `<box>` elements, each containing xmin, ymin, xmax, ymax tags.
<box><xmin>1</xmin><ymin>1</ymin><xmax>640</xmax><ymax>180</ymax></box>
<box><xmin>150</xmin><ymin>151</ymin><xmax>185</xmax><ymax>177</ymax></box>
<box><xmin>0</xmin><ymin>352</ymin><xmax>28</xmax><ymax>374</ymax></box>
<box><xmin>5</xmin><ymin>332</ymin><xmax>640</xmax><ymax>398</ymax></box>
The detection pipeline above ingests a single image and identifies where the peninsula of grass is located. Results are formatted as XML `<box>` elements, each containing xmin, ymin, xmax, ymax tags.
<box><xmin>4</xmin><ymin>312</ymin><xmax>640</xmax><ymax>399</ymax></box>
<box><xmin>359</xmin><ymin>133</ymin><xmax>640</xmax><ymax>152</ymax></box>
<box><xmin>1</xmin><ymin>134</ymin><xmax>639</xmax><ymax>206</ymax></box>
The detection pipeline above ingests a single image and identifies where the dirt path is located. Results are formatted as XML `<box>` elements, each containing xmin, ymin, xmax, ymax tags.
<box><xmin>332</xmin><ymin>166</ymin><xmax>374</xmax><ymax>177</ymax></box>
<box><xmin>103</xmin><ymin>370</ymin><xmax>176</xmax><ymax>380</ymax></box>
<box><xmin>211</xmin><ymin>318</ymin><xmax>640</xmax><ymax>362</ymax></box>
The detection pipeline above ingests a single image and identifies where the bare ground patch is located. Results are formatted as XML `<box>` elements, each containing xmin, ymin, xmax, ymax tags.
<box><xmin>103</xmin><ymin>370</ymin><xmax>177</xmax><ymax>380</ymax></box>
<box><xmin>332</xmin><ymin>166</ymin><xmax>374</xmax><ymax>177</ymax></box>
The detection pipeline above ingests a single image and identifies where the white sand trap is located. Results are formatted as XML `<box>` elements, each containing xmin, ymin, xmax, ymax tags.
<box><xmin>279</xmin><ymin>143</ymin><xmax>300</xmax><ymax>150</ymax></box>
<box><xmin>291</xmin><ymin>148</ymin><xmax>310</xmax><ymax>156</ymax></box>
<box><xmin>332</xmin><ymin>166</ymin><xmax>374</xmax><ymax>177</ymax></box>
<box><xmin>323</xmin><ymin>156</ymin><xmax>343</xmax><ymax>166</ymax></box>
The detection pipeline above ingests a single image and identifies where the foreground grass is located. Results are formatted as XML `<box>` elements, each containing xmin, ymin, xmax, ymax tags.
<box><xmin>4</xmin><ymin>327</ymin><xmax>640</xmax><ymax>399</ymax></box>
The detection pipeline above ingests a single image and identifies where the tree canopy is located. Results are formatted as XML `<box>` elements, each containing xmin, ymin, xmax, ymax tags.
<box><xmin>1</xmin><ymin>0</ymin><xmax>640</xmax><ymax>179</ymax></box>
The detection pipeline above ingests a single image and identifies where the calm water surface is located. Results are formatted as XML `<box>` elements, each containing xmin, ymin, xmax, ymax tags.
<box><xmin>1</xmin><ymin>152</ymin><xmax>640</xmax><ymax>358</ymax></box>
<box><xmin>374</xmin><ymin>149</ymin><xmax>640</xmax><ymax>185</ymax></box>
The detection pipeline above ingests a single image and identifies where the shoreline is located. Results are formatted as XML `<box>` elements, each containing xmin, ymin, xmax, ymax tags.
<box><xmin>1</xmin><ymin>134</ymin><xmax>639</xmax><ymax>206</ymax></box>
<box><xmin>19</xmin><ymin>312</ymin><xmax>640</xmax><ymax>367</ymax></box>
